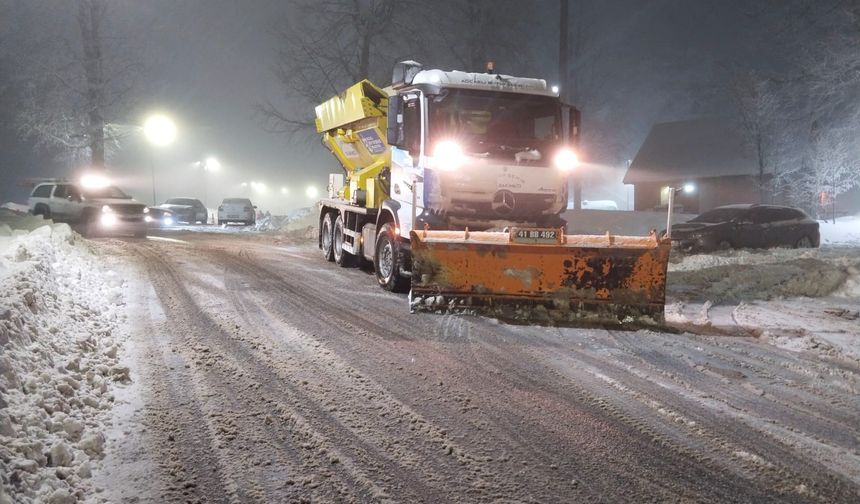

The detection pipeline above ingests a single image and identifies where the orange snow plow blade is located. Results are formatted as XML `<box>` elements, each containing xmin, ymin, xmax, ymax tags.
<box><xmin>409</xmin><ymin>228</ymin><xmax>672</xmax><ymax>327</ymax></box>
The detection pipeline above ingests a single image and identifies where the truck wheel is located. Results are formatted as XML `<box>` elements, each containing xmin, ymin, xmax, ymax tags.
<box><xmin>321</xmin><ymin>212</ymin><xmax>335</xmax><ymax>262</ymax></box>
<box><xmin>375</xmin><ymin>223</ymin><xmax>409</xmax><ymax>292</ymax></box>
<box><xmin>795</xmin><ymin>236</ymin><xmax>813</xmax><ymax>248</ymax></box>
<box><xmin>33</xmin><ymin>204</ymin><xmax>51</xmax><ymax>220</ymax></box>
<box><xmin>333</xmin><ymin>214</ymin><xmax>355</xmax><ymax>267</ymax></box>
<box><xmin>81</xmin><ymin>210</ymin><xmax>99</xmax><ymax>238</ymax></box>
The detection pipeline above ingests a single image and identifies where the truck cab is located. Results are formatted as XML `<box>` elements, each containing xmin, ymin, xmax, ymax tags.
<box><xmin>385</xmin><ymin>61</ymin><xmax>579</xmax><ymax>236</ymax></box>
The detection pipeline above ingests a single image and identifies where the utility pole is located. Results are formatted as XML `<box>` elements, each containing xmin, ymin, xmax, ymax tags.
<box><xmin>559</xmin><ymin>0</ymin><xmax>582</xmax><ymax>210</ymax></box>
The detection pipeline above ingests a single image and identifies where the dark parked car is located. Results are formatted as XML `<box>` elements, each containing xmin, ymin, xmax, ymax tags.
<box><xmin>158</xmin><ymin>197</ymin><xmax>208</xmax><ymax>224</ymax></box>
<box><xmin>669</xmin><ymin>204</ymin><xmax>820</xmax><ymax>253</ymax></box>
<box><xmin>144</xmin><ymin>206</ymin><xmax>175</xmax><ymax>227</ymax></box>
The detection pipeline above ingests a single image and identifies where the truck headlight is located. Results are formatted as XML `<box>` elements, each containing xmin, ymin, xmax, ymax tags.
<box><xmin>432</xmin><ymin>141</ymin><xmax>466</xmax><ymax>171</ymax></box>
<box><xmin>553</xmin><ymin>148</ymin><xmax>579</xmax><ymax>172</ymax></box>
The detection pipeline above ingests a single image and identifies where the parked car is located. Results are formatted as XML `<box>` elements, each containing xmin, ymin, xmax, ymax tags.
<box><xmin>158</xmin><ymin>197</ymin><xmax>208</xmax><ymax>224</ymax></box>
<box><xmin>217</xmin><ymin>198</ymin><xmax>256</xmax><ymax>225</ymax></box>
<box><xmin>581</xmin><ymin>200</ymin><xmax>619</xmax><ymax>211</ymax></box>
<box><xmin>669</xmin><ymin>204</ymin><xmax>820</xmax><ymax>253</ymax></box>
<box><xmin>28</xmin><ymin>178</ymin><xmax>147</xmax><ymax>237</ymax></box>
<box><xmin>144</xmin><ymin>206</ymin><xmax>175</xmax><ymax>227</ymax></box>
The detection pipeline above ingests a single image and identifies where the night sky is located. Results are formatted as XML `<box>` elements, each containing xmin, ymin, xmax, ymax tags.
<box><xmin>1</xmin><ymin>0</ymin><xmax>856</xmax><ymax>212</ymax></box>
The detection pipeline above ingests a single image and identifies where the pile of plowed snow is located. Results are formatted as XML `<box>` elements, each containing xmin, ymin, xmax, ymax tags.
<box><xmin>253</xmin><ymin>207</ymin><xmax>317</xmax><ymax>239</ymax></box>
<box><xmin>668</xmin><ymin>248</ymin><xmax>860</xmax><ymax>303</ymax></box>
<box><xmin>0</xmin><ymin>223</ymin><xmax>127</xmax><ymax>503</ymax></box>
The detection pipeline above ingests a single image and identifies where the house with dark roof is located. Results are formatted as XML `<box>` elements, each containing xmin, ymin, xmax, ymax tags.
<box><xmin>623</xmin><ymin>118</ymin><xmax>765</xmax><ymax>213</ymax></box>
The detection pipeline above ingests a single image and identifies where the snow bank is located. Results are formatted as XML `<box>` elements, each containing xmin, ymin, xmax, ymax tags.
<box><xmin>819</xmin><ymin>214</ymin><xmax>860</xmax><ymax>246</ymax></box>
<box><xmin>0</xmin><ymin>224</ymin><xmax>126</xmax><ymax>503</ymax></box>
<box><xmin>1</xmin><ymin>203</ymin><xmax>30</xmax><ymax>214</ymax></box>
<box><xmin>668</xmin><ymin>247</ymin><xmax>860</xmax><ymax>303</ymax></box>
<box><xmin>252</xmin><ymin>207</ymin><xmax>317</xmax><ymax>239</ymax></box>
<box><xmin>0</xmin><ymin>207</ymin><xmax>51</xmax><ymax>233</ymax></box>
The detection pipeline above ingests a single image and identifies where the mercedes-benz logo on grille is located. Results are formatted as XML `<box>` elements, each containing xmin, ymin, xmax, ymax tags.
<box><xmin>492</xmin><ymin>190</ymin><xmax>516</xmax><ymax>215</ymax></box>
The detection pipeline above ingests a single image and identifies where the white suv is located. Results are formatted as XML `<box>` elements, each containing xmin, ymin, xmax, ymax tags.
<box><xmin>28</xmin><ymin>180</ymin><xmax>147</xmax><ymax>237</ymax></box>
<box><xmin>217</xmin><ymin>198</ymin><xmax>256</xmax><ymax>225</ymax></box>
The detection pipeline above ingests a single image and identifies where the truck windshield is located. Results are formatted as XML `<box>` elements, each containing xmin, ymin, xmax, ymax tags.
<box><xmin>428</xmin><ymin>90</ymin><xmax>561</xmax><ymax>155</ymax></box>
<box><xmin>82</xmin><ymin>185</ymin><xmax>131</xmax><ymax>199</ymax></box>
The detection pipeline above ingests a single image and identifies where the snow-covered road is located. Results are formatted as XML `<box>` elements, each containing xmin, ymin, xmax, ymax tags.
<box><xmin>79</xmin><ymin>229</ymin><xmax>860</xmax><ymax>503</ymax></box>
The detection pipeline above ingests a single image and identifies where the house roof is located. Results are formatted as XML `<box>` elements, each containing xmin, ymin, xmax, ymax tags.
<box><xmin>623</xmin><ymin>117</ymin><xmax>758</xmax><ymax>184</ymax></box>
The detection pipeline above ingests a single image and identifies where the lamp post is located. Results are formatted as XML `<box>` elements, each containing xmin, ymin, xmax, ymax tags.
<box><xmin>143</xmin><ymin>114</ymin><xmax>177</xmax><ymax>205</ymax></box>
<box><xmin>202</xmin><ymin>156</ymin><xmax>220</xmax><ymax>210</ymax></box>
<box><xmin>665</xmin><ymin>183</ymin><xmax>695</xmax><ymax>239</ymax></box>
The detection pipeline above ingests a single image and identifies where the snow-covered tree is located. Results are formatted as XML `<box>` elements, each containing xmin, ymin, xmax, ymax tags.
<box><xmin>13</xmin><ymin>0</ymin><xmax>139</xmax><ymax>170</ymax></box>
<box><xmin>258</xmin><ymin>0</ymin><xmax>418</xmax><ymax>136</ymax></box>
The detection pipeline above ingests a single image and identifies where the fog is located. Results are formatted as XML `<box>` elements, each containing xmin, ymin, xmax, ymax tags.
<box><xmin>1</xmin><ymin>0</ymin><xmax>857</xmax><ymax>213</ymax></box>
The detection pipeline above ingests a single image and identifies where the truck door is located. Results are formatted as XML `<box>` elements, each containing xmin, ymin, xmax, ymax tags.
<box><xmin>64</xmin><ymin>185</ymin><xmax>85</xmax><ymax>222</ymax></box>
<box><xmin>389</xmin><ymin>92</ymin><xmax>425</xmax><ymax>236</ymax></box>
<box><xmin>51</xmin><ymin>184</ymin><xmax>70</xmax><ymax>222</ymax></box>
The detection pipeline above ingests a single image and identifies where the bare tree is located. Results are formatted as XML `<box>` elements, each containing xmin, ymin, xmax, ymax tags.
<box><xmin>258</xmin><ymin>0</ymin><xmax>417</xmax><ymax>136</ymax></box>
<box><xmin>728</xmin><ymin>68</ymin><xmax>785</xmax><ymax>202</ymax></box>
<box><xmin>795</xmin><ymin>123</ymin><xmax>860</xmax><ymax>215</ymax></box>
<box><xmin>429</xmin><ymin>0</ymin><xmax>534</xmax><ymax>74</ymax></box>
<box><xmin>15</xmin><ymin>0</ymin><xmax>138</xmax><ymax>170</ymax></box>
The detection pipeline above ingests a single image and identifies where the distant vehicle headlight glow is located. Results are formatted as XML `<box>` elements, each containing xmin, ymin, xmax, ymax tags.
<box><xmin>433</xmin><ymin>141</ymin><xmax>466</xmax><ymax>171</ymax></box>
<box><xmin>81</xmin><ymin>174</ymin><xmax>111</xmax><ymax>189</ymax></box>
<box><xmin>553</xmin><ymin>148</ymin><xmax>579</xmax><ymax>172</ymax></box>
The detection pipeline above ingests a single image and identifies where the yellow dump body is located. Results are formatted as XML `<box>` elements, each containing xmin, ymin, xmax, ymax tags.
<box><xmin>410</xmin><ymin>229</ymin><xmax>671</xmax><ymax>327</ymax></box>
<box><xmin>315</xmin><ymin>80</ymin><xmax>391</xmax><ymax>209</ymax></box>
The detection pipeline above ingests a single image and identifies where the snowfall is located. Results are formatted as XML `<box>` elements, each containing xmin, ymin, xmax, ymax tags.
<box><xmin>0</xmin><ymin>205</ymin><xmax>858</xmax><ymax>503</ymax></box>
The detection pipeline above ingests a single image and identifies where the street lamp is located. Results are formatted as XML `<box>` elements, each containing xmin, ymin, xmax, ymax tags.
<box><xmin>199</xmin><ymin>157</ymin><xmax>220</xmax><ymax>221</ymax></box>
<box><xmin>305</xmin><ymin>186</ymin><xmax>318</xmax><ymax>199</ymax></box>
<box><xmin>665</xmin><ymin>183</ymin><xmax>696</xmax><ymax>239</ymax></box>
<box><xmin>143</xmin><ymin>114</ymin><xmax>177</xmax><ymax>205</ymax></box>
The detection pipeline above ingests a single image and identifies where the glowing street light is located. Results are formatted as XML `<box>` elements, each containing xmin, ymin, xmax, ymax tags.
<box><xmin>143</xmin><ymin>114</ymin><xmax>177</xmax><ymax>147</ymax></box>
<box><xmin>280</xmin><ymin>186</ymin><xmax>288</xmax><ymax>195</ymax></box>
<box><xmin>305</xmin><ymin>186</ymin><xmax>319</xmax><ymax>199</ymax></box>
<box><xmin>204</xmin><ymin>157</ymin><xmax>221</xmax><ymax>172</ymax></box>
<box><xmin>665</xmin><ymin>183</ymin><xmax>696</xmax><ymax>239</ymax></box>
<box><xmin>143</xmin><ymin>113</ymin><xmax>177</xmax><ymax>205</ymax></box>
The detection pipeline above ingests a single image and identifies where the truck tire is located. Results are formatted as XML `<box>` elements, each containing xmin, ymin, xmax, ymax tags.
<box><xmin>321</xmin><ymin>212</ymin><xmax>335</xmax><ymax>262</ymax></box>
<box><xmin>33</xmin><ymin>204</ymin><xmax>51</xmax><ymax>220</ymax></box>
<box><xmin>333</xmin><ymin>214</ymin><xmax>355</xmax><ymax>267</ymax></box>
<box><xmin>81</xmin><ymin>209</ymin><xmax>99</xmax><ymax>238</ymax></box>
<box><xmin>375</xmin><ymin>223</ymin><xmax>409</xmax><ymax>292</ymax></box>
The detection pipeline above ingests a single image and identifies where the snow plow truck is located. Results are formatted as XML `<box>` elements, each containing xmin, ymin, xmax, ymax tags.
<box><xmin>315</xmin><ymin>61</ymin><xmax>671</xmax><ymax>326</ymax></box>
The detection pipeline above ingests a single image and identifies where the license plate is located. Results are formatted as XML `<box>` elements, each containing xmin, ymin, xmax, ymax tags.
<box><xmin>511</xmin><ymin>227</ymin><xmax>560</xmax><ymax>244</ymax></box>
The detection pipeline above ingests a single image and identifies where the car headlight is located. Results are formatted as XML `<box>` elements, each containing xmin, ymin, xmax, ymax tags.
<box><xmin>100</xmin><ymin>213</ymin><xmax>117</xmax><ymax>226</ymax></box>
<box><xmin>432</xmin><ymin>141</ymin><xmax>466</xmax><ymax>171</ymax></box>
<box><xmin>144</xmin><ymin>215</ymin><xmax>153</xmax><ymax>223</ymax></box>
<box><xmin>553</xmin><ymin>148</ymin><xmax>579</xmax><ymax>172</ymax></box>
<box><xmin>163</xmin><ymin>216</ymin><xmax>174</xmax><ymax>226</ymax></box>
<box><xmin>143</xmin><ymin>207</ymin><xmax>150</xmax><ymax>214</ymax></box>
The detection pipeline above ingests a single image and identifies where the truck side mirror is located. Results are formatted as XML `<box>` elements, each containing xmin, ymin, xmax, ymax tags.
<box><xmin>386</xmin><ymin>95</ymin><xmax>405</xmax><ymax>148</ymax></box>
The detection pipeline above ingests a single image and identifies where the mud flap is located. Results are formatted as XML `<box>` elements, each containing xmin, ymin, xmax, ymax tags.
<box><xmin>409</xmin><ymin>228</ymin><xmax>671</xmax><ymax>327</ymax></box>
